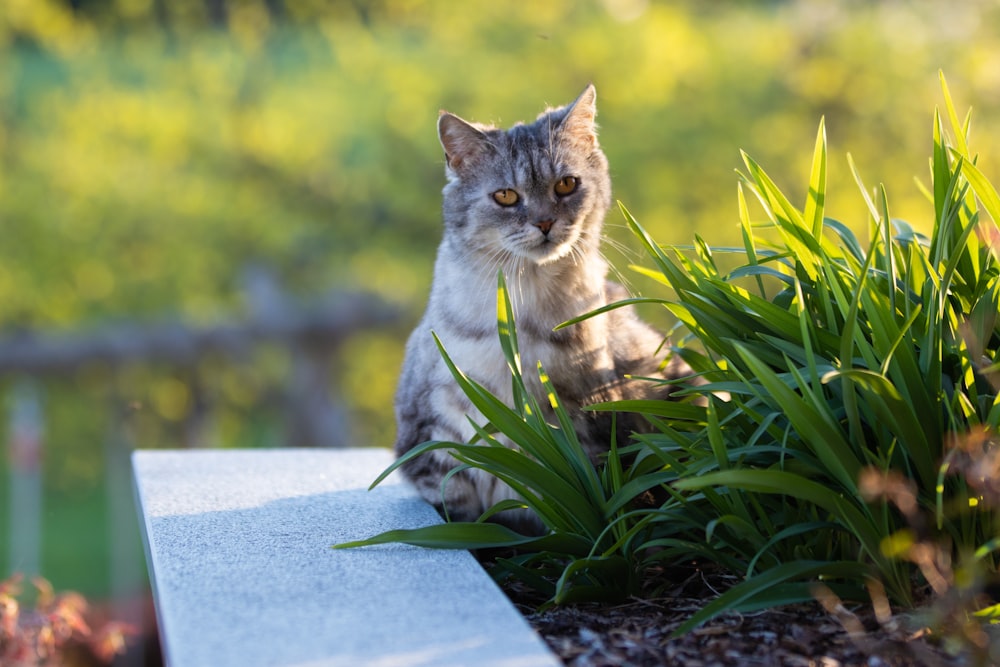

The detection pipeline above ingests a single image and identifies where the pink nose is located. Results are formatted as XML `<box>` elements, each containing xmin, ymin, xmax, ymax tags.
<box><xmin>534</xmin><ymin>219</ymin><xmax>555</xmax><ymax>236</ymax></box>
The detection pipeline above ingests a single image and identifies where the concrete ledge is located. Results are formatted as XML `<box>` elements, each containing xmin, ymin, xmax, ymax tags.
<box><xmin>133</xmin><ymin>448</ymin><xmax>559</xmax><ymax>667</ymax></box>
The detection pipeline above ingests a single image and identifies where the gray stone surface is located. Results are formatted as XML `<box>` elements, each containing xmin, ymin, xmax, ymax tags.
<box><xmin>133</xmin><ymin>448</ymin><xmax>559</xmax><ymax>667</ymax></box>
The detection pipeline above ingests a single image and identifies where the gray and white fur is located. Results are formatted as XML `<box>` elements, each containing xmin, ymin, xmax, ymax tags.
<box><xmin>394</xmin><ymin>85</ymin><xmax>685</xmax><ymax>531</ymax></box>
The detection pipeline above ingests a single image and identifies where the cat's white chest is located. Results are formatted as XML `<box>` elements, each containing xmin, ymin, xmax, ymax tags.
<box><xmin>433</xmin><ymin>326</ymin><xmax>555</xmax><ymax>399</ymax></box>
<box><xmin>421</xmin><ymin>240</ymin><xmax>612</xmax><ymax>441</ymax></box>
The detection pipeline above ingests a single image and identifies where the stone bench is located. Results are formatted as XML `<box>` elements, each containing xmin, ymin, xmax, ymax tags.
<box><xmin>132</xmin><ymin>448</ymin><xmax>560</xmax><ymax>667</ymax></box>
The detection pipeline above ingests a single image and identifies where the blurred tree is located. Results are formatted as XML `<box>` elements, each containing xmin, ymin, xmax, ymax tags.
<box><xmin>1</xmin><ymin>0</ymin><xmax>999</xmax><ymax>598</ymax></box>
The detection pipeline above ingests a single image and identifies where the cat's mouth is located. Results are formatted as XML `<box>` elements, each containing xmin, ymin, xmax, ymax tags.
<box><xmin>517</xmin><ymin>232</ymin><xmax>574</xmax><ymax>264</ymax></box>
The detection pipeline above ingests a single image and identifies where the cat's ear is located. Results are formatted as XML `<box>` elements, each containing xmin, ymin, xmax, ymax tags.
<box><xmin>559</xmin><ymin>84</ymin><xmax>599</xmax><ymax>148</ymax></box>
<box><xmin>438</xmin><ymin>112</ymin><xmax>491</xmax><ymax>171</ymax></box>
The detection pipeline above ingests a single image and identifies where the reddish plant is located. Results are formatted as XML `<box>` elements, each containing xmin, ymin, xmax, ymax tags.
<box><xmin>0</xmin><ymin>574</ymin><xmax>134</xmax><ymax>666</ymax></box>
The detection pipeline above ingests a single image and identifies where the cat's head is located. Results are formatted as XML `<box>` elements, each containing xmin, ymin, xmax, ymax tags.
<box><xmin>437</xmin><ymin>85</ymin><xmax>611</xmax><ymax>265</ymax></box>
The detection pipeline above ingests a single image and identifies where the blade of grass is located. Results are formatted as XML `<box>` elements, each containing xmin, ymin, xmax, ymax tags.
<box><xmin>671</xmin><ymin>560</ymin><xmax>872</xmax><ymax>636</ymax></box>
<box><xmin>334</xmin><ymin>521</ymin><xmax>590</xmax><ymax>552</ymax></box>
<box><xmin>804</xmin><ymin>118</ymin><xmax>827</xmax><ymax>239</ymax></box>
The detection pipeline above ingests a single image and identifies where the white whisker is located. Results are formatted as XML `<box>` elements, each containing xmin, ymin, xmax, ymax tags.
<box><xmin>600</xmin><ymin>249</ymin><xmax>636</xmax><ymax>295</ymax></box>
<box><xmin>600</xmin><ymin>234</ymin><xmax>636</xmax><ymax>261</ymax></box>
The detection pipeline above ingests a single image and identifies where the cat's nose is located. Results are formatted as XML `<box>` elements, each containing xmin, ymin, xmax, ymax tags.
<box><xmin>534</xmin><ymin>219</ymin><xmax>555</xmax><ymax>236</ymax></box>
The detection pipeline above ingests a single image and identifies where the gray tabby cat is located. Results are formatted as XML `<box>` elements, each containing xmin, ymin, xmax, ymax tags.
<box><xmin>394</xmin><ymin>85</ymin><xmax>686</xmax><ymax>531</ymax></box>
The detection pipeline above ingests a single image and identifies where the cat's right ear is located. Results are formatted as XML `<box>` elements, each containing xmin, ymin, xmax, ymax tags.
<box><xmin>438</xmin><ymin>112</ymin><xmax>490</xmax><ymax>171</ymax></box>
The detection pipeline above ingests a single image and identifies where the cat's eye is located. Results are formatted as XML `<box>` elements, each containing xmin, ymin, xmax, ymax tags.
<box><xmin>554</xmin><ymin>176</ymin><xmax>578</xmax><ymax>197</ymax></box>
<box><xmin>492</xmin><ymin>189</ymin><xmax>520</xmax><ymax>207</ymax></box>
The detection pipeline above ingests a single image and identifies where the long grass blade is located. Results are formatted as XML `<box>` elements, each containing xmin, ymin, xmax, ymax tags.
<box><xmin>671</xmin><ymin>560</ymin><xmax>872</xmax><ymax>636</ymax></box>
<box><xmin>804</xmin><ymin>118</ymin><xmax>827</xmax><ymax>239</ymax></box>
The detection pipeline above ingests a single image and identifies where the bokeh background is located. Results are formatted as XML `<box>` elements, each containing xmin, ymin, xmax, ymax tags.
<box><xmin>2</xmin><ymin>0</ymin><xmax>1000</xmax><ymax>663</ymax></box>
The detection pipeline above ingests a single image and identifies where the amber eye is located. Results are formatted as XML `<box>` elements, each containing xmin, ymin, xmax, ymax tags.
<box><xmin>492</xmin><ymin>189</ymin><xmax>520</xmax><ymax>207</ymax></box>
<box><xmin>554</xmin><ymin>176</ymin><xmax>578</xmax><ymax>197</ymax></box>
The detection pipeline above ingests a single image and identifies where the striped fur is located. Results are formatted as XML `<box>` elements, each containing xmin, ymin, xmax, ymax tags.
<box><xmin>394</xmin><ymin>85</ymin><xmax>685</xmax><ymax>532</ymax></box>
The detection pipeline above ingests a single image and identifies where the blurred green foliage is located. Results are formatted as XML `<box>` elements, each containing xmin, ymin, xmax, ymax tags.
<box><xmin>2</xmin><ymin>0</ymin><xmax>1000</xmax><ymax>596</ymax></box>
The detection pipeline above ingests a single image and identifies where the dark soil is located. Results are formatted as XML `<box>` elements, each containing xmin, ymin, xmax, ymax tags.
<box><xmin>518</xmin><ymin>598</ymin><xmax>961</xmax><ymax>667</ymax></box>
<box><xmin>499</xmin><ymin>567</ymin><xmax>967</xmax><ymax>667</ymax></box>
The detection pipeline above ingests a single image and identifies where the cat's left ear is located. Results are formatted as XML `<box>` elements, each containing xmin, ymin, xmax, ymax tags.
<box><xmin>559</xmin><ymin>84</ymin><xmax>599</xmax><ymax>148</ymax></box>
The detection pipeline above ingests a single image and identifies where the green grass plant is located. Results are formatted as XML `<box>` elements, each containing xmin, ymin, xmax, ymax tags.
<box><xmin>612</xmin><ymin>73</ymin><xmax>999</xmax><ymax>635</ymax></box>
<box><xmin>339</xmin><ymin>75</ymin><xmax>999</xmax><ymax>646</ymax></box>
<box><xmin>336</xmin><ymin>273</ymin><xmax>684</xmax><ymax>604</ymax></box>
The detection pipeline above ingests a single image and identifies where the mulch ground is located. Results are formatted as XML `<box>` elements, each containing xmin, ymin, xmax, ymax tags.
<box><xmin>499</xmin><ymin>566</ymin><xmax>967</xmax><ymax>667</ymax></box>
<box><xmin>518</xmin><ymin>599</ymin><xmax>959</xmax><ymax>667</ymax></box>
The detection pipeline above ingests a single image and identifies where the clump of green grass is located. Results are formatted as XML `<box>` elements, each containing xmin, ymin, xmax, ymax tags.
<box><xmin>336</xmin><ymin>272</ymin><xmax>687</xmax><ymax>604</ymax></box>
<box><xmin>614</xmin><ymin>73</ymin><xmax>999</xmax><ymax>641</ymax></box>
<box><xmin>338</xmin><ymin>74</ymin><xmax>999</xmax><ymax>652</ymax></box>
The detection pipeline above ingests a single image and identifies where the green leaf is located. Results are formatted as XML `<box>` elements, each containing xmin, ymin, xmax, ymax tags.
<box><xmin>587</xmin><ymin>399</ymin><xmax>707</xmax><ymax>422</ymax></box>
<box><xmin>674</xmin><ymin>470</ymin><xmax>885</xmax><ymax>571</ymax></box>
<box><xmin>741</xmin><ymin>151</ymin><xmax>820</xmax><ymax>281</ymax></box>
<box><xmin>940</xmin><ymin>71</ymin><xmax>971</xmax><ymax>160</ymax></box>
<box><xmin>450</xmin><ymin>443</ymin><xmax>604</xmax><ymax>535</ymax></box>
<box><xmin>603</xmin><ymin>471</ymin><xmax>677</xmax><ymax>515</ymax></box>
<box><xmin>955</xmin><ymin>156</ymin><xmax>1000</xmax><ymax>251</ymax></box>
<box><xmin>746</xmin><ymin>521</ymin><xmax>842</xmax><ymax>576</ymax></box>
<box><xmin>535</xmin><ymin>360</ymin><xmax>604</xmax><ymax>498</ymax></box>
<box><xmin>847</xmin><ymin>153</ymin><xmax>881</xmax><ymax>223</ymax></box>
<box><xmin>555</xmin><ymin>297</ymin><xmax>669</xmax><ymax>330</ymax></box>
<box><xmin>431</xmin><ymin>332</ymin><xmax>547</xmax><ymax>459</ymax></box>
<box><xmin>731</xmin><ymin>344</ymin><xmax>860</xmax><ymax>490</ymax></box>
<box><xmin>333</xmin><ymin>521</ymin><xmax>590</xmax><ymax>553</ymax></box>
<box><xmin>804</xmin><ymin>118</ymin><xmax>827</xmax><ymax>238</ymax></box>
<box><xmin>554</xmin><ymin>555</ymin><xmax>634</xmax><ymax>603</ymax></box>
<box><xmin>738</xmin><ymin>182</ymin><xmax>768</xmax><ymax>297</ymax></box>
<box><xmin>671</xmin><ymin>560</ymin><xmax>871</xmax><ymax>636</ymax></box>
<box><xmin>366</xmin><ymin>439</ymin><xmax>460</xmax><ymax>491</ymax></box>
